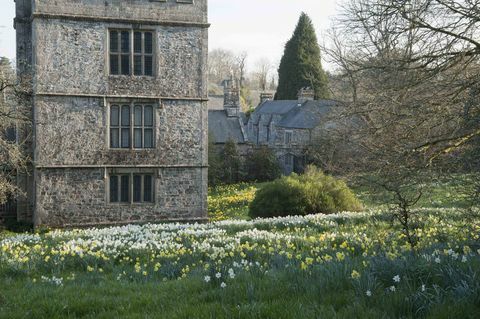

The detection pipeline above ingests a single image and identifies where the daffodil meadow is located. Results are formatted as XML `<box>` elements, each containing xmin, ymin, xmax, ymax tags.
<box><xmin>1</xmin><ymin>204</ymin><xmax>480</xmax><ymax>318</ymax></box>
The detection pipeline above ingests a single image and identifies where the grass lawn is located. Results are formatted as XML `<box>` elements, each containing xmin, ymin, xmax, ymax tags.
<box><xmin>1</xmin><ymin>176</ymin><xmax>479</xmax><ymax>318</ymax></box>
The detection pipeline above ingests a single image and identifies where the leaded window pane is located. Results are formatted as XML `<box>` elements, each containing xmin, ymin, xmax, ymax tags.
<box><xmin>134</xmin><ymin>128</ymin><xmax>142</xmax><ymax>148</ymax></box>
<box><xmin>110</xmin><ymin>31</ymin><xmax>118</xmax><ymax>52</ymax></box>
<box><xmin>109</xmin><ymin>176</ymin><xmax>119</xmax><ymax>202</ymax></box>
<box><xmin>110</xmin><ymin>105</ymin><xmax>119</xmax><ymax>126</ymax></box>
<box><xmin>134</xmin><ymin>55</ymin><xmax>142</xmax><ymax>76</ymax></box>
<box><xmin>144</xmin><ymin>56</ymin><xmax>153</xmax><ymax>76</ymax></box>
<box><xmin>121</xmin><ymin>106</ymin><xmax>130</xmax><ymax>126</ymax></box>
<box><xmin>121</xmin><ymin>31</ymin><xmax>130</xmax><ymax>53</ymax></box>
<box><xmin>110</xmin><ymin>55</ymin><xmax>119</xmax><ymax>75</ymax></box>
<box><xmin>121</xmin><ymin>128</ymin><xmax>130</xmax><ymax>148</ymax></box>
<box><xmin>121</xmin><ymin>55</ymin><xmax>130</xmax><ymax>75</ymax></box>
<box><xmin>145</xmin><ymin>32</ymin><xmax>153</xmax><ymax>54</ymax></box>
<box><xmin>134</xmin><ymin>32</ymin><xmax>142</xmax><ymax>53</ymax></box>
<box><xmin>144</xmin><ymin>129</ymin><xmax>153</xmax><ymax>148</ymax></box>
<box><xmin>144</xmin><ymin>175</ymin><xmax>153</xmax><ymax>202</ymax></box>
<box><xmin>134</xmin><ymin>106</ymin><xmax>143</xmax><ymax>126</ymax></box>
<box><xmin>120</xmin><ymin>175</ymin><xmax>129</xmax><ymax>202</ymax></box>
<box><xmin>110</xmin><ymin>128</ymin><xmax>119</xmax><ymax>148</ymax></box>
<box><xmin>144</xmin><ymin>106</ymin><xmax>153</xmax><ymax>126</ymax></box>
<box><xmin>133</xmin><ymin>175</ymin><xmax>142</xmax><ymax>202</ymax></box>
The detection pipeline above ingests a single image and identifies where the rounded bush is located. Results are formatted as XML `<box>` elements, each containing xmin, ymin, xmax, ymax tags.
<box><xmin>249</xmin><ymin>166</ymin><xmax>362</xmax><ymax>218</ymax></box>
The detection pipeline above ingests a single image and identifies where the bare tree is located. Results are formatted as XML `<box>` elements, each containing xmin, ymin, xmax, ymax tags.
<box><xmin>308</xmin><ymin>0</ymin><xmax>480</xmax><ymax>248</ymax></box>
<box><xmin>0</xmin><ymin>57</ymin><xmax>31</xmax><ymax>205</ymax></box>
<box><xmin>208</xmin><ymin>49</ymin><xmax>238</xmax><ymax>86</ymax></box>
<box><xmin>254</xmin><ymin>57</ymin><xmax>272</xmax><ymax>91</ymax></box>
<box><xmin>236</xmin><ymin>51</ymin><xmax>248</xmax><ymax>90</ymax></box>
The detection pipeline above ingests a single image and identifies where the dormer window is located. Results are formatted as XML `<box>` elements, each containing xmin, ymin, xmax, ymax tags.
<box><xmin>109</xmin><ymin>30</ymin><xmax>154</xmax><ymax>76</ymax></box>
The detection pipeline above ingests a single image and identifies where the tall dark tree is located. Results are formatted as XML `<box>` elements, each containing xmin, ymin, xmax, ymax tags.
<box><xmin>276</xmin><ymin>13</ymin><xmax>329</xmax><ymax>100</ymax></box>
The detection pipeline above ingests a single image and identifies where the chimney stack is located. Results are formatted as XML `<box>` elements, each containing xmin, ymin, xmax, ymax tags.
<box><xmin>297</xmin><ymin>87</ymin><xmax>315</xmax><ymax>103</ymax></box>
<box><xmin>260</xmin><ymin>92</ymin><xmax>273</xmax><ymax>105</ymax></box>
<box><xmin>223</xmin><ymin>74</ymin><xmax>240</xmax><ymax>117</ymax></box>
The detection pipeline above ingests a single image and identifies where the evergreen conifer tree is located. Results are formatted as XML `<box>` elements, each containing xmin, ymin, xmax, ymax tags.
<box><xmin>276</xmin><ymin>13</ymin><xmax>329</xmax><ymax>100</ymax></box>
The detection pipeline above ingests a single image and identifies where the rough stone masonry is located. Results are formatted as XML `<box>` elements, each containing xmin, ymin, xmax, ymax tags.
<box><xmin>15</xmin><ymin>0</ymin><xmax>209</xmax><ymax>227</ymax></box>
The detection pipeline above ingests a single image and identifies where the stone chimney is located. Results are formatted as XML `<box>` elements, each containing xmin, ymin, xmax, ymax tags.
<box><xmin>297</xmin><ymin>87</ymin><xmax>315</xmax><ymax>103</ymax></box>
<box><xmin>259</xmin><ymin>92</ymin><xmax>273</xmax><ymax>104</ymax></box>
<box><xmin>223</xmin><ymin>74</ymin><xmax>240</xmax><ymax>117</ymax></box>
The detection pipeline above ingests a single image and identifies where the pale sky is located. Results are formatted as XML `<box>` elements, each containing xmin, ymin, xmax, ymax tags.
<box><xmin>0</xmin><ymin>0</ymin><xmax>341</xmax><ymax>70</ymax></box>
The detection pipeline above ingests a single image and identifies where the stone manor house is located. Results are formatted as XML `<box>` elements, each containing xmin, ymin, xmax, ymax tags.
<box><xmin>209</xmin><ymin>83</ymin><xmax>337</xmax><ymax>175</ymax></box>
<box><xmin>11</xmin><ymin>0</ymin><xmax>209</xmax><ymax>227</ymax></box>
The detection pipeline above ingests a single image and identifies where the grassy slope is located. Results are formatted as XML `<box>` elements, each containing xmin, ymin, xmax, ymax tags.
<box><xmin>1</xmin><ymin>176</ymin><xmax>479</xmax><ymax>319</ymax></box>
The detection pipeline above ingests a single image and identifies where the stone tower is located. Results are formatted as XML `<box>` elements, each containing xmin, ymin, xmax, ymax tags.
<box><xmin>14</xmin><ymin>0</ymin><xmax>209</xmax><ymax>227</ymax></box>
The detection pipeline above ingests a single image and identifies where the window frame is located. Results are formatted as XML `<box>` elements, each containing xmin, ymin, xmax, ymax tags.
<box><xmin>285</xmin><ymin>131</ymin><xmax>293</xmax><ymax>145</ymax></box>
<box><xmin>108</xmin><ymin>29</ymin><xmax>155</xmax><ymax>77</ymax></box>
<box><xmin>109</xmin><ymin>101</ymin><xmax>156</xmax><ymax>150</ymax></box>
<box><xmin>108</xmin><ymin>170</ymin><xmax>156</xmax><ymax>205</ymax></box>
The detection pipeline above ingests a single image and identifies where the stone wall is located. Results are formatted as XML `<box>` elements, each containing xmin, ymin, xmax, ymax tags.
<box><xmin>15</xmin><ymin>0</ymin><xmax>209</xmax><ymax>227</ymax></box>
<box><xmin>33</xmin><ymin>0</ymin><xmax>208</xmax><ymax>24</ymax></box>
<box><xmin>35</xmin><ymin>96</ymin><xmax>207</xmax><ymax>167</ymax></box>
<box><xmin>33</xmin><ymin>19</ymin><xmax>207</xmax><ymax>98</ymax></box>
<box><xmin>35</xmin><ymin>167</ymin><xmax>207</xmax><ymax>227</ymax></box>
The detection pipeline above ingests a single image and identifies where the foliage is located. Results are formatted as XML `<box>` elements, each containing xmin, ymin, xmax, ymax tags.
<box><xmin>249</xmin><ymin>166</ymin><xmax>362</xmax><ymax>218</ymax></box>
<box><xmin>208</xmin><ymin>132</ymin><xmax>223</xmax><ymax>187</ymax></box>
<box><xmin>208</xmin><ymin>138</ymin><xmax>243</xmax><ymax>186</ymax></box>
<box><xmin>208</xmin><ymin>183</ymin><xmax>259</xmax><ymax>221</ymax></box>
<box><xmin>244</xmin><ymin>146</ymin><xmax>281</xmax><ymax>183</ymax></box>
<box><xmin>249</xmin><ymin>178</ymin><xmax>308</xmax><ymax>218</ymax></box>
<box><xmin>221</xmin><ymin>139</ymin><xmax>242</xmax><ymax>184</ymax></box>
<box><xmin>276</xmin><ymin>13</ymin><xmax>329</xmax><ymax>100</ymax></box>
<box><xmin>1</xmin><ymin>209</ymin><xmax>479</xmax><ymax>318</ymax></box>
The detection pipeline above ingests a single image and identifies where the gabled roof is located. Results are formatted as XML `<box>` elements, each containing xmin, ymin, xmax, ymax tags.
<box><xmin>208</xmin><ymin>110</ymin><xmax>246</xmax><ymax>144</ymax></box>
<box><xmin>251</xmin><ymin>99</ymin><xmax>339</xmax><ymax>129</ymax></box>
<box><xmin>255</xmin><ymin>100</ymin><xmax>299</xmax><ymax>115</ymax></box>
<box><xmin>278</xmin><ymin>100</ymin><xmax>337</xmax><ymax>129</ymax></box>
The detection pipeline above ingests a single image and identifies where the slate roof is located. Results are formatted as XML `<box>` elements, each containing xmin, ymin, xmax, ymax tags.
<box><xmin>254</xmin><ymin>99</ymin><xmax>338</xmax><ymax>129</ymax></box>
<box><xmin>208</xmin><ymin>110</ymin><xmax>246</xmax><ymax>144</ymax></box>
<box><xmin>255</xmin><ymin>100</ymin><xmax>299</xmax><ymax>115</ymax></box>
<box><xmin>278</xmin><ymin>100</ymin><xmax>337</xmax><ymax>129</ymax></box>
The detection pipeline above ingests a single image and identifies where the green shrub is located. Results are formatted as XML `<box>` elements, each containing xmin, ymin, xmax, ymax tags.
<box><xmin>244</xmin><ymin>146</ymin><xmax>281</xmax><ymax>182</ymax></box>
<box><xmin>249</xmin><ymin>166</ymin><xmax>362</xmax><ymax>218</ymax></box>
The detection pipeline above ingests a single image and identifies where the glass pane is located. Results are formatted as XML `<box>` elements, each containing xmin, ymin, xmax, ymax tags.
<box><xmin>134</xmin><ymin>106</ymin><xmax>142</xmax><ymax>126</ymax></box>
<box><xmin>109</xmin><ymin>31</ymin><xmax>118</xmax><ymax>52</ymax></box>
<box><xmin>134</xmin><ymin>32</ymin><xmax>142</xmax><ymax>53</ymax></box>
<box><xmin>144</xmin><ymin>129</ymin><xmax>153</xmax><ymax>148</ymax></box>
<box><xmin>121</xmin><ymin>54</ymin><xmax>130</xmax><ymax>75</ymax></box>
<box><xmin>121</xmin><ymin>128</ymin><xmax>130</xmax><ymax>148</ymax></box>
<box><xmin>121</xmin><ymin>31</ymin><xmax>130</xmax><ymax>53</ymax></box>
<box><xmin>134</xmin><ymin>55</ymin><xmax>142</xmax><ymax>75</ymax></box>
<box><xmin>144</xmin><ymin>106</ymin><xmax>153</xmax><ymax>126</ymax></box>
<box><xmin>109</xmin><ymin>176</ymin><xmax>119</xmax><ymax>202</ymax></box>
<box><xmin>144</xmin><ymin>56</ymin><xmax>153</xmax><ymax>76</ymax></box>
<box><xmin>110</xmin><ymin>54</ymin><xmax>119</xmax><ymax>75</ymax></box>
<box><xmin>120</xmin><ymin>175</ymin><xmax>129</xmax><ymax>203</ymax></box>
<box><xmin>145</xmin><ymin>32</ymin><xmax>153</xmax><ymax>54</ymax></box>
<box><xmin>144</xmin><ymin>175</ymin><xmax>153</xmax><ymax>202</ymax></box>
<box><xmin>133</xmin><ymin>175</ymin><xmax>142</xmax><ymax>202</ymax></box>
<box><xmin>110</xmin><ymin>128</ymin><xmax>119</xmax><ymax>148</ymax></box>
<box><xmin>110</xmin><ymin>105</ymin><xmax>119</xmax><ymax>126</ymax></box>
<box><xmin>121</xmin><ymin>105</ymin><xmax>130</xmax><ymax>127</ymax></box>
<box><xmin>134</xmin><ymin>128</ymin><xmax>142</xmax><ymax>148</ymax></box>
